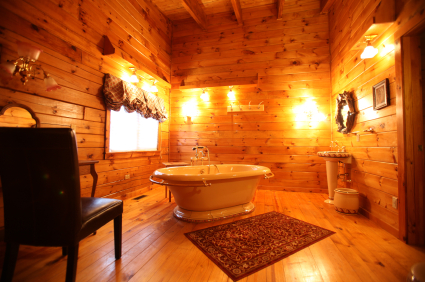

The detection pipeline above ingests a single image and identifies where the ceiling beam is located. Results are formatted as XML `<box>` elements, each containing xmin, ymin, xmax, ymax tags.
<box><xmin>181</xmin><ymin>0</ymin><xmax>208</xmax><ymax>30</ymax></box>
<box><xmin>320</xmin><ymin>0</ymin><xmax>337</xmax><ymax>13</ymax></box>
<box><xmin>277</xmin><ymin>0</ymin><xmax>285</xmax><ymax>19</ymax></box>
<box><xmin>230</xmin><ymin>0</ymin><xmax>243</xmax><ymax>26</ymax></box>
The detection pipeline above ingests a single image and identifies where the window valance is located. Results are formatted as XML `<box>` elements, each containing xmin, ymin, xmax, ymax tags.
<box><xmin>103</xmin><ymin>73</ymin><xmax>168</xmax><ymax>123</ymax></box>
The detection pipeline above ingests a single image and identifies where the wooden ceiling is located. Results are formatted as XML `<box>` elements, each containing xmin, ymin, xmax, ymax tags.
<box><xmin>150</xmin><ymin>0</ymin><xmax>280</xmax><ymax>24</ymax></box>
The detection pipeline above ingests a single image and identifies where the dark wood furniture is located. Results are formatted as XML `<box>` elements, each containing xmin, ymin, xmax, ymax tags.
<box><xmin>0</xmin><ymin>128</ymin><xmax>123</xmax><ymax>282</ymax></box>
<box><xmin>161</xmin><ymin>162</ymin><xmax>189</xmax><ymax>202</ymax></box>
<box><xmin>79</xmin><ymin>160</ymin><xmax>99</xmax><ymax>197</ymax></box>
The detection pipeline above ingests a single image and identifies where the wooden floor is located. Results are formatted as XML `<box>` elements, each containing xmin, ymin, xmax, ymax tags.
<box><xmin>2</xmin><ymin>188</ymin><xmax>425</xmax><ymax>282</ymax></box>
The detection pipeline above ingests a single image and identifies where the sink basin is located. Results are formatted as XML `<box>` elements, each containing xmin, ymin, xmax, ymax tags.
<box><xmin>317</xmin><ymin>151</ymin><xmax>351</xmax><ymax>205</ymax></box>
<box><xmin>317</xmin><ymin>151</ymin><xmax>350</xmax><ymax>158</ymax></box>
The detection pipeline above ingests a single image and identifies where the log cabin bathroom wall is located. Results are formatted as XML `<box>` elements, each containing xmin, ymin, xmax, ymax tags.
<box><xmin>169</xmin><ymin>1</ymin><xmax>332</xmax><ymax>193</ymax></box>
<box><xmin>329</xmin><ymin>0</ymin><xmax>398</xmax><ymax>237</ymax></box>
<box><xmin>0</xmin><ymin>0</ymin><xmax>172</xmax><ymax>230</ymax></box>
<box><xmin>0</xmin><ymin>0</ymin><xmax>424</xmax><ymax>243</ymax></box>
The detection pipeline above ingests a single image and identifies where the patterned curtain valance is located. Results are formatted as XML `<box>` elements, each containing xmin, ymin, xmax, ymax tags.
<box><xmin>103</xmin><ymin>73</ymin><xmax>168</xmax><ymax>123</ymax></box>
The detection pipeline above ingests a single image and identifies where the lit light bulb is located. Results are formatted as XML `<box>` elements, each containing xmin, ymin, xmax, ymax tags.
<box><xmin>182</xmin><ymin>100</ymin><xmax>198</xmax><ymax>118</ymax></box>
<box><xmin>150</xmin><ymin>80</ymin><xmax>158</xmax><ymax>92</ymax></box>
<box><xmin>200</xmin><ymin>89</ymin><xmax>209</xmax><ymax>101</ymax></box>
<box><xmin>44</xmin><ymin>74</ymin><xmax>61</xmax><ymax>91</ymax></box>
<box><xmin>360</xmin><ymin>41</ymin><xmax>378</xmax><ymax>59</ymax></box>
<box><xmin>227</xmin><ymin>86</ymin><xmax>235</xmax><ymax>101</ymax></box>
<box><xmin>129</xmin><ymin>67</ymin><xmax>139</xmax><ymax>83</ymax></box>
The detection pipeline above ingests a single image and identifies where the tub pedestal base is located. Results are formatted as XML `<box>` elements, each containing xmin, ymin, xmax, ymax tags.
<box><xmin>173</xmin><ymin>202</ymin><xmax>255</xmax><ymax>223</ymax></box>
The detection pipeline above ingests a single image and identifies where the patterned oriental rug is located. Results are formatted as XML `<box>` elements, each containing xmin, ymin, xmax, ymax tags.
<box><xmin>184</xmin><ymin>211</ymin><xmax>335</xmax><ymax>281</ymax></box>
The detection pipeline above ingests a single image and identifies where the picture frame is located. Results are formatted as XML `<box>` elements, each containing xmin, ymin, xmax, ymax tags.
<box><xmin>373</xmin><ymin>78</ymin><xmax>390</xmax><ymax>110</ymax></box>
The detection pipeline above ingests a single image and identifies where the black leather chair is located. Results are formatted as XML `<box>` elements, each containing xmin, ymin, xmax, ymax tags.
<box><xmin>0</xmin><ymin>128</ymin><xmax>123</xmax><ymax>282</ymax></box>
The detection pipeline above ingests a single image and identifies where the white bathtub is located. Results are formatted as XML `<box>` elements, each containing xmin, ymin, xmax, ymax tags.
<box><xmin>150</xmin><ymin>164</ymin><xmax>273</xmax><ymax>222</ymax></box>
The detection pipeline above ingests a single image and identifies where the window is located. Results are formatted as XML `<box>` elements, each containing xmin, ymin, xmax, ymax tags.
<box><xmin>106</xmin><ymin>106</ymin><xmax>159</xmax><ymax>154</ymax></box>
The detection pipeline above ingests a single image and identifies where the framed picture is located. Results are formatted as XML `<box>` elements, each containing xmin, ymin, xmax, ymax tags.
<box><xmin>373</xmin><ymin>78</ymin><xmax>390</xmax><ymax>110</ymax></box>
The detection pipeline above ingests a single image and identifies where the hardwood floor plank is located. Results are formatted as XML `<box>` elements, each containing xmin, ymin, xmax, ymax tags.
<box><xmin>2</xmin><ymin>188</ymin><xmax>425</xmax><ymax>282</ymax></box>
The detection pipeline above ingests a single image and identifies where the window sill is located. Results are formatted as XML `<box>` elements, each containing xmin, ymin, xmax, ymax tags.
<box><xmin>105</xmin><ymin>150</ymin><xmax>160</xmax><ymax>160</ymax></box>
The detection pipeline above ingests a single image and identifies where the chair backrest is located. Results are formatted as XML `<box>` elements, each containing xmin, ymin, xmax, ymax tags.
<box><xmin>0</xmin><ymin>128</ymin><xmax>82</xmax><ymax>246</ymax></box>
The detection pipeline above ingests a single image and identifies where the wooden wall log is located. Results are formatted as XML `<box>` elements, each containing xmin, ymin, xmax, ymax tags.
<box><xmin>329</xmin><ymin>0</ymin><xmax>425</xmax><ymax>238</ymax></box>
<box><xmin>170</xmin><ymin>1</ymin><xmax>331</xmax><ymax>192</ymax></box>
<box><xmin>0</xmin><ymin>0</ymin><xmax>171</xmax><ymax>219</ymax></box>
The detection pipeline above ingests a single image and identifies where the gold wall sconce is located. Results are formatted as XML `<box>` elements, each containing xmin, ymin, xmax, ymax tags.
<box><xmin>200</xmin><ymin>88</ymin><xmax>209</xmax><ymax>101</ymax></box>
<box><xmin>129</xmin><ymin>67</ymin><xmax>139</xmax><ymax>83</ymax></box>
<box><xmin>227</xmin><ymin>86</ymin><xmax>235</xmax><ymax>101</ymax></box>
<box><xmin>0</xmin><ymin>41</ymin><xmax>61</xmax><ymax>91</ymax></box>
<box><xmin>360</xmin><ymin>35</ymin><xmax>378</xmax><ymax>59</ymax></box>
<box><xmin>150</xmin><ymin>79</ymin><xmax>158</xmax><ymax>93</ymax></box>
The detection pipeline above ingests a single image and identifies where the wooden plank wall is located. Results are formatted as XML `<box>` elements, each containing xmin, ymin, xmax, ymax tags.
<box><xmin>0</xmin><ymin>0</ymin><xmax>172</xmax><ymax>206</ymax></box>
<box><xmin>169</xmin><ymin>0</ymin><xmax>332</xmax><ymax>192</ymax></box>
<box><xmin>328</xmin><ymin>0</ymin><xmax>425</xmax><ymax>237</ymax></box>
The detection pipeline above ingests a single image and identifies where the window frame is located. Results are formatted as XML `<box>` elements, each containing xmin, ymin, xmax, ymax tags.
<box><xmin>104</xmin><ymin>108</ymin><xmax>161</xmax><ymax>159</ymax></box>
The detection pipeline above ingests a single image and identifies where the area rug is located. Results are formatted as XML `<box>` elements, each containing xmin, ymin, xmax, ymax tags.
<box><xmin>184</xmin><ymin>211</ymin><xmax>335</xmax><ymax>281</ymax></box>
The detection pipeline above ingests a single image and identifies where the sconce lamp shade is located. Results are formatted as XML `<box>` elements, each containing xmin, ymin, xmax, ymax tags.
<box><xmin>129</xmin><ymin>74</ymin><xmax>139</xmax><ymax>83</ymax></box>
<box><xmin>200</xmin><ymin>89</ymin><xmax>209</xmax><ymax>101</ymax></box>
<box><xmin>360</xmin><ymin>43</ymin><xmax>378</xmax><ymax>59</ymax></box>
<box><xmin>0</xmin><ymin>62</ymin><xmax>16</xmax><ymax>77</ymax></box>
<box><xmin>227</xmin><ymin>86</ymin><xmax>235</xmax><ymax>101</ymax></box>
<box><xmin>17</xmin><ymin>41</ymin><xmax>43</xmax><ymax>61</ymax></box>
<box><xmin>129</xmin><ymin>67</ymin><xmax>139</xmax><ymax>83</ymax></box>
<box><xmin>150</xmin><ymin>80</ymin><xmax>158</xmax><ymax>92</ymax></box>
<box><xmin>44</xmin><ymin>76</ymin><xmax>61</xmax><ymax>91</ymax></box>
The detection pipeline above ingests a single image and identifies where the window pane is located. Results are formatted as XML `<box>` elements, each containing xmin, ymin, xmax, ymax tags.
<box><xmin>109</xmin><ymin>107</ymin><xmax>159</xmax><ymax>152</ymax></box>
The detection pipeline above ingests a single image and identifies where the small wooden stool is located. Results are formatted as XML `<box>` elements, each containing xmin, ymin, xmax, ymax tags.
<box><xmin>162</xmin><ymin>162</ymin><xmax>189</xmax><ymax>202</ymax></box>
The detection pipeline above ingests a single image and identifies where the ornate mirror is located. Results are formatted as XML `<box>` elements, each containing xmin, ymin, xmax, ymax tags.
<box><xmin>0</xmin><ymin>103</ymin><xmax>40</xmax><ymax>128</ymax></box>
<box><xmin>335</xmin><ymin>91</ymin><xmax>356</xmax><ymax>134</ymax></box>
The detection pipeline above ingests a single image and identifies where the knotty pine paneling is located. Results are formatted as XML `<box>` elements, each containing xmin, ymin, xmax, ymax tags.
<box><xmin>328</xmin><ymin>0</ymin><xmax>425</xmax><ymax>236</ymax></box>
<box><xmin>0</xmin><ymin>0</ymin><xmax>171</xmax><ymax>211</ymax></box>
<box><xmin>170</xmin><ymin>1</ymin><xmax>331</xmax><ymax>192</ymax></box>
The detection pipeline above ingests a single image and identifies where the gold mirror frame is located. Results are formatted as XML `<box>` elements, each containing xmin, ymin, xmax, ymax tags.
<box><xmin>335</xmin><ymin>91</ymin><xmax>356</xmax><ymax>134</ymax></box>
<box><xmin>0</xmin><ymin>103</ymin><xmax>40</xmax><ymax>128</ymax></box>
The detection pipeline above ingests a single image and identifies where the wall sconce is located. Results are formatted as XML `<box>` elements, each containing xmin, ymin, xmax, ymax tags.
<box><xmin>182</xmin><ymin>100</ymin><xmax>197</xmax><ymax>124</ymax></box>
<box><xmin>227</xmin><ymin>86</ymin><xmax>235</xmax><ymax>101</ymax></box>
<box><xmin>360</xmin><ymin>35</ymin><xmax>378</xmax><ymax>59</ymax></box>
<box><xmin>293</xmin><ymin>100</ymin><xmax>326</xmax><ymax>124</ymax></box>
<box><xmin>200</xmin><ymin>88</ymin><xmax>209</xmax><ymax>101</ymax></box>
<box><xmin>0</xmin><ymin>41</ymin><xmax>61</xmax><ymax>91</ymax></box>
<box><xmin>129</xmin><ymin>67</ymin><xmax>139</xmax><ymax>83</ymax></box>
<box><xmin>150</xmin><ymin>80</ymin><xmax>158</xmax><ymax>92</ymax></box>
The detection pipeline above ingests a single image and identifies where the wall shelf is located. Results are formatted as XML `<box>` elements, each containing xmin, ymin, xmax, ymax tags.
<box><xmin>227</xmin><ymin>105</ymin><xmax>264</xmax><ymax>112</ymax></box>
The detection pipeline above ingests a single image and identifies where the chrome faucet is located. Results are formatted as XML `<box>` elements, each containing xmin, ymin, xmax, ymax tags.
<box><xmin>212</xmin><ymin>164</ymin><xmax>220</xmax><ymax>173</ymax></box>
<box><xmin>192</xmin><ymin>146</ymin><xmax>216</xmax><ymax>174</ymax></box>
<box><xmin>191</xmin><ymin>146</ymin><xmax>204</xmax><ymax>165</ymax></box>
<box><xmin>329</xmin><ymin>141</ymin><xmax>345</xmax><ymax>152</ymax></box>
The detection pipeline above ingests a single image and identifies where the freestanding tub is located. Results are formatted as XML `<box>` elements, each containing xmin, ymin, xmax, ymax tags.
<box><xmin>150</xmin><ymin>164</ymin><xmax>273</xmax><ymax>222</ymax></box>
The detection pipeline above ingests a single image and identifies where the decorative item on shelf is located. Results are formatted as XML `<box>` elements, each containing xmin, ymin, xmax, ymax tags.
<box><xmin>0</xmin><ymin>41</ymin><xmax>61</xmax><ymax>91</ymax></box>
<box><xmin>200</xmin><ymin>88</ymin><xmax>209</xmax><ymax>101</ymax></box>
<box><xmin>227</xmin><ymin>85</ymin><xmax>236</xmax><ymax>101</ymax></box>
<box><xmin>373</xmin><ymin>78</ymin><xmax>389</xmax><ymax>110</ymax></box>
<box><xmin>227</xmin><ymin>101</ymin><xmax>264</xmax><ymax>112</ymax></box>
<box><xmin>129</xmin><ymin>67</ymin><xmax>139</xmax><ymax>83</ymax></box>
<box><xmin>360</xmin><ymin>35</ymin><xmax>378</xmax><ymax>59</ymax></box>
<box><xmin>335</xmin><ymin>91</ymin><xmax>356</xmax><ymax>134</ymax></box>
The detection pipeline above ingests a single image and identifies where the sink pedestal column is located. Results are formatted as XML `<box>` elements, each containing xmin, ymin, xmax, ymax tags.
<box><xmin>325</xmin><ymin>161</ymin><xmax>338</xmax><ymax>204</ymax></box>
<box><xmin>317</xmin><ymin>152</ymin><xmax>352</xmax><ymax>205</ymax></box>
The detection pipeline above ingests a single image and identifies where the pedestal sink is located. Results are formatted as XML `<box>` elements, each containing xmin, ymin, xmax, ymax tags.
<box><xmin>317</xmin><ymin>151</ymin><xmax>351</xmax><ymax>204</ymax></box>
